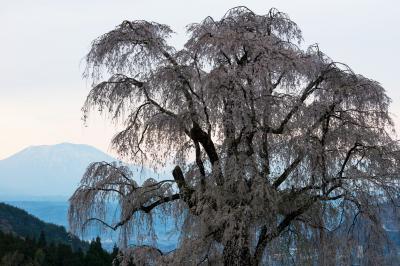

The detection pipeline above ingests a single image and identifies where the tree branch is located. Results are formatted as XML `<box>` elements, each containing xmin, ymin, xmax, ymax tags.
<box><xmin>253</xmin><ymin>196</ymin><xmax>317</xmax><ymax>265</ymax></box>
<box><xmin>337</xmin><ymin>142</ymin><xmax>361</xmax><ymax>179</ymax></box>
<box><xmin>267</xmin><ymin>74</ymin><xmax>326</xmax><ymax>134</ymax></box>
<box><xmin>84</xmin><ymin>193</ymin><xmax>181</xmax><ymax>231</ymax></box>
<box><xmin>273</xmin><ymin>154</ymin><xmax>303</xmax><ymax>189</ymax></box>
<box><xmin>172</xmin><ymin>166</ymin><xmax>194</xmax><ymax>207</ymax></box>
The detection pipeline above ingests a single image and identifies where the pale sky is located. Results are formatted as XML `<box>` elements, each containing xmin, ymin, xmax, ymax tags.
<box><xmin>0</xmin><ymin>0</ymin><xmax>399</xmax><ymax>159</ymax></box>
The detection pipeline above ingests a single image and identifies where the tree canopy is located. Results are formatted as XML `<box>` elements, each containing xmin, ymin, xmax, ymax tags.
<box><xmin>69</xmin><ymin>7</ymin><xmax>400</xmax><ymax>265</ymax></box>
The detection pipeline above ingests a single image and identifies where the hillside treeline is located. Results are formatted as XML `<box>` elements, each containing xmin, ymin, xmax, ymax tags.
<box><xmin>0</xmin><ymin>231</ymin><xmax>120</xmax><ymax>266</ymax></box>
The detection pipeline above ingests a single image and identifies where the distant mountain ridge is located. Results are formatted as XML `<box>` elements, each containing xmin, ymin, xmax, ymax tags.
<box><xmin>0</xmin><ymin>143</ymin><xmax>116</xmax><ymax>197</ymax></box>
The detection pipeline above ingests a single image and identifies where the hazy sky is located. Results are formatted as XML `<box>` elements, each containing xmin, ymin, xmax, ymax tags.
<box><xmin>1</xmin><ymin>0</ymin><xmax>399</xmax><ymax>159</ymax></box>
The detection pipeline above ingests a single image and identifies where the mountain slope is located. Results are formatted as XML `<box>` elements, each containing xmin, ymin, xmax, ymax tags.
<box><xmin>0</xmin><ymin>202</ymin><xmax>88</xmax><ymax>251</ymax></box>
<box><xmin>0</xmin><ymin>143</ymin><xmax>118</xmax><ymax>197</ymax></box>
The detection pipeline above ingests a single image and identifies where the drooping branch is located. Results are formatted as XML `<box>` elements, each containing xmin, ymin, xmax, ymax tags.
<box><xmin>85</xmin><ymin>19</ymin><xmax>175</xmax><ymax>79</ymax></box>
<box><xmin>69</xmin><ymin>162</ymin><xmax>185</xmax><ymax>234</ymax></box>
<box><xmin>112</xmin><ymin>193</ymin><xmax>182</xmax><ymax>230</ymax></box>
<box><xmin>83</xmin><ymin>74</ymin><xmax>144</xmax><ymax>121</ymax></box>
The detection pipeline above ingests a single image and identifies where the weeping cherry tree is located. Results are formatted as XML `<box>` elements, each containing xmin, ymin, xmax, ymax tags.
<box><xmin>69</xmin><ymin>7</ymin><xmax>400</xmax><ymax>265</ymax></box>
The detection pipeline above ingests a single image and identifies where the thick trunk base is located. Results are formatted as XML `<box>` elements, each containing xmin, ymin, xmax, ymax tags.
<box><xmin>223</xmin><ymin>240</ymin><xmax>252</xmax><ymax>266</ymax></box>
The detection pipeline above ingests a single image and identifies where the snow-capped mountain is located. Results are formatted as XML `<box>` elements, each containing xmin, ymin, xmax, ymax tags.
<box><xmin>0</xmin><ymin>143</ymin><xmax>152</xmax><ymax>198</ymax></box>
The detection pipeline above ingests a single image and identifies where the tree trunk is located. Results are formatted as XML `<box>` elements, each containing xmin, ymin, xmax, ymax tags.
<box><xmin>223</xmin><ymin>239</ymin><xmax>252</xmax><ymax>266</ymax></box>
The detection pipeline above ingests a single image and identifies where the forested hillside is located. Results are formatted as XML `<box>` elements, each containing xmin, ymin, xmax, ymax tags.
<box><xmin>0</xmin><ymin>202</ymin><xmax>86</xmax><ymax>251</ymax></box>
<box><xmin>0</xmin><ymin>202</ymin><xmax>121</xmax><ymax>265</ymax></box>
<box><xmin>0</xmin><ymin>231</ymin><xmax>119</xmax><ymax>265</ymax></box>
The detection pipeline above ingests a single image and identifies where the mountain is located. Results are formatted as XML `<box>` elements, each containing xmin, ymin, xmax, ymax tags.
<box><xmin>0</xmin><ymin>202</ymin><xmax>88</xmax><ymax>251</ymax></box>
<box><xmin>0</xmin><ymin>143</ymin><xmax>114</xmax><ymax>197</ymax></box>
<box><xmin>0</xmin><ymin>143</ymin><xmax>157</xmax><ymax>198</ymax></box>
